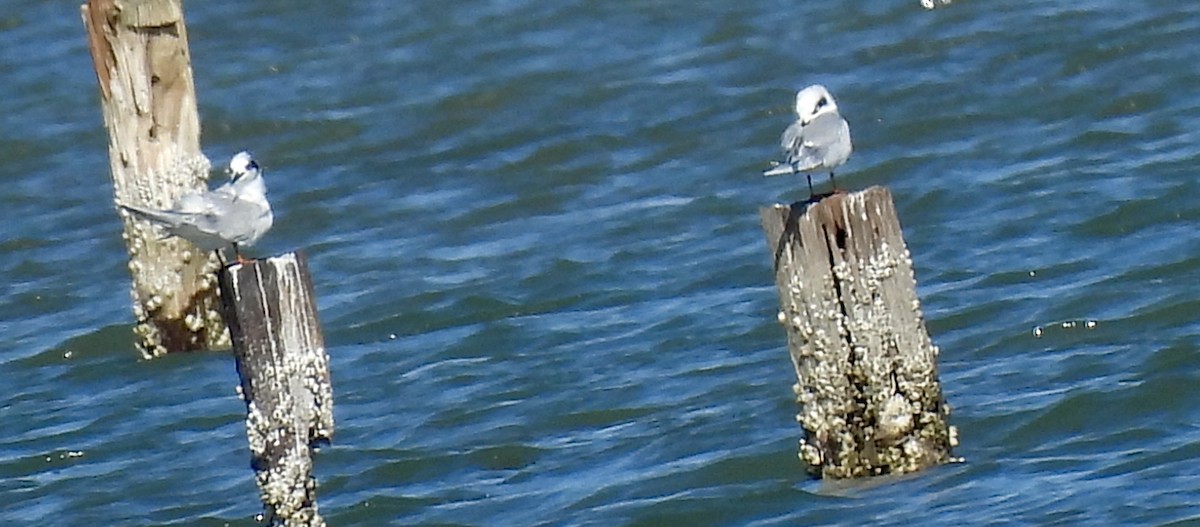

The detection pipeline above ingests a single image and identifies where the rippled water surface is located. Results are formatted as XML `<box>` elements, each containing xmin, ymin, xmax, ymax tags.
<box><xmin>5</xmin><ymin>0</ymin><xmax>1200</xmax><ymax>525</ymax></box>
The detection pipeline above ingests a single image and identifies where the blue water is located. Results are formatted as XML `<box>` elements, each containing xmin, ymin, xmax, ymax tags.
<box><xmin>4</xmin><ymin>0</ymin><xmax>1200</xmax><ymax>525</ymax></box>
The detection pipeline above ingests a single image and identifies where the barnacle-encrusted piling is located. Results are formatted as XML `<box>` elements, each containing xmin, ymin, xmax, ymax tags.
<box><xmin>82</xmin><ymin>0</ymin><xmax>228</xmax><ymax>356</ymax></box>
<box><xmin>760</xmin><ymin>186</ymin><xmax>956</xmax><ymax>479</ymax></box>
<box><xmin>219</xmin><ymin>253</ymin><xmax>333</xmax><ymax>527</ymax></box>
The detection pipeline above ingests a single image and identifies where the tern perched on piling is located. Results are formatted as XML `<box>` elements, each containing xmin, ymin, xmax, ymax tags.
<box><xmin>119</xmin><ymin>151</ymin><xmax>273</xmax><ymax>263</ymax></box>
<box><xmin>764</xmin><ymin>85</ymin><xmax>853</xmax><ymax>196</ymax></box>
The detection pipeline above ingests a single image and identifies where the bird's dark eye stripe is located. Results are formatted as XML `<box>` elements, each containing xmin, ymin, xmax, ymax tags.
<box><xmin>815</xmin><ymin>97</ymin><xmax>828</xmax><ymax>110</ymax></box>
<box><xmin>248</xmin><ymin>160</ymin><xmax>260</xmax><ymax>171</ymax></box>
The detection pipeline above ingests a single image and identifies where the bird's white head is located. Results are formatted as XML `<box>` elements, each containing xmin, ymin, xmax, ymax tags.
<box><xmin>794</xmin><ymin>85</ymin><xmax>839</xmax><ymax>125</ymax></box>
<box><xmin>229</xmin><ymin>151</ymin><xmax>260</xmax><ymax>181</ymax></box>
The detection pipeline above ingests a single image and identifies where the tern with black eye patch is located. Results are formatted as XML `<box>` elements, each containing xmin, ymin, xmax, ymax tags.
<box><xmin>118</xmin><ymin>151</ymin><xmax>274</xmax><ymax>264</ymax></box>
<box><xmin>764</xmin><ymin>85</ymin><xmax>853</xmax><ymax>197</ymax></box>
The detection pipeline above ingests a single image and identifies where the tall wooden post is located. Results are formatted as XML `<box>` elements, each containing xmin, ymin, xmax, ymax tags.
<box><xmin>760</xmin><ymin>187</ymin><xmax>957</xmax><ymax>479</ymax></box>
<box><xmin>219</xmin><ymin>253</ymin><xmax>334</xmax><ymax>527</ymax></box>
<box><xmin>82</xmin><ymin>0</ymin><xmax>227</xmax><ymax>358</ymax></box>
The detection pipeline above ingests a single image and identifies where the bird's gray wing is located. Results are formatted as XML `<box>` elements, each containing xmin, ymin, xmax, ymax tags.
<box><xmin>780</xmin><ymin>120</ymin><xmax>803</xmax><ymax>152</ymax></box>
<box><xmin>120</xmin><ymin>195</ymin><xmax>244</xmax><ymax>250</ymax></box>
<box><xmin>182</xmin><ymin>193</ymin><xmax>261</xmax><ymax>240</ymax></box>
<box><xmin>763</xmin><ymin>121</ymin><xmax>805</xmax><ymax>176</ymax></box>
<box><xmin>120</xmin><ymin>202</ymin><xmax>197</xmax><ymax>230</ymax></box>
<box><xmin>785</xmin><ymin>112</ymin><xmax>849</xmax><ymax>172</ymax></box>
<box><xmin>174</xmin><ymin>182</ymin><xmax>271</xmax><ymax>246</ymax></box>
<box><xmin>210</xmin><ymin>181</ymin><xmax>236</xmax><ymax>197</ymax></box>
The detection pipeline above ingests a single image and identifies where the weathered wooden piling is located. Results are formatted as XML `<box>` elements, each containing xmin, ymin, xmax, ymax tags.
<box><xmin>760</xmin><ymin>186</ymin><xmax>956</xmax><ymax>479</ymax></box>
<box><xmin>82</xmin><ymin>0</ymin><xmax>227</xmax><ymax>357</ymax></box>
<box><xmin>218</xmin><ymin>253</ymin><xmax>334</xmax><ymax>527</ymax></box>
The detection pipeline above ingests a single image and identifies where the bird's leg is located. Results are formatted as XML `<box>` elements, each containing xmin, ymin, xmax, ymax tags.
<box><xmin>829</xmin><ymin>172</ymin><xmax>839</xmax><ymax>192</ymax></box>
<box><xmin>214</xmin><ymin>248</ymin><xmax>229</xmax><ymax>268</ymax></box>
<box><xmin>806</xmin><ymin>173</ymin><xmax>814</xmax><ymax>199</ymax></box>
<box><xmin>233</xmin><ymin>243</ymin><xmax>252</xmax><ymax>265</ymax></box>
